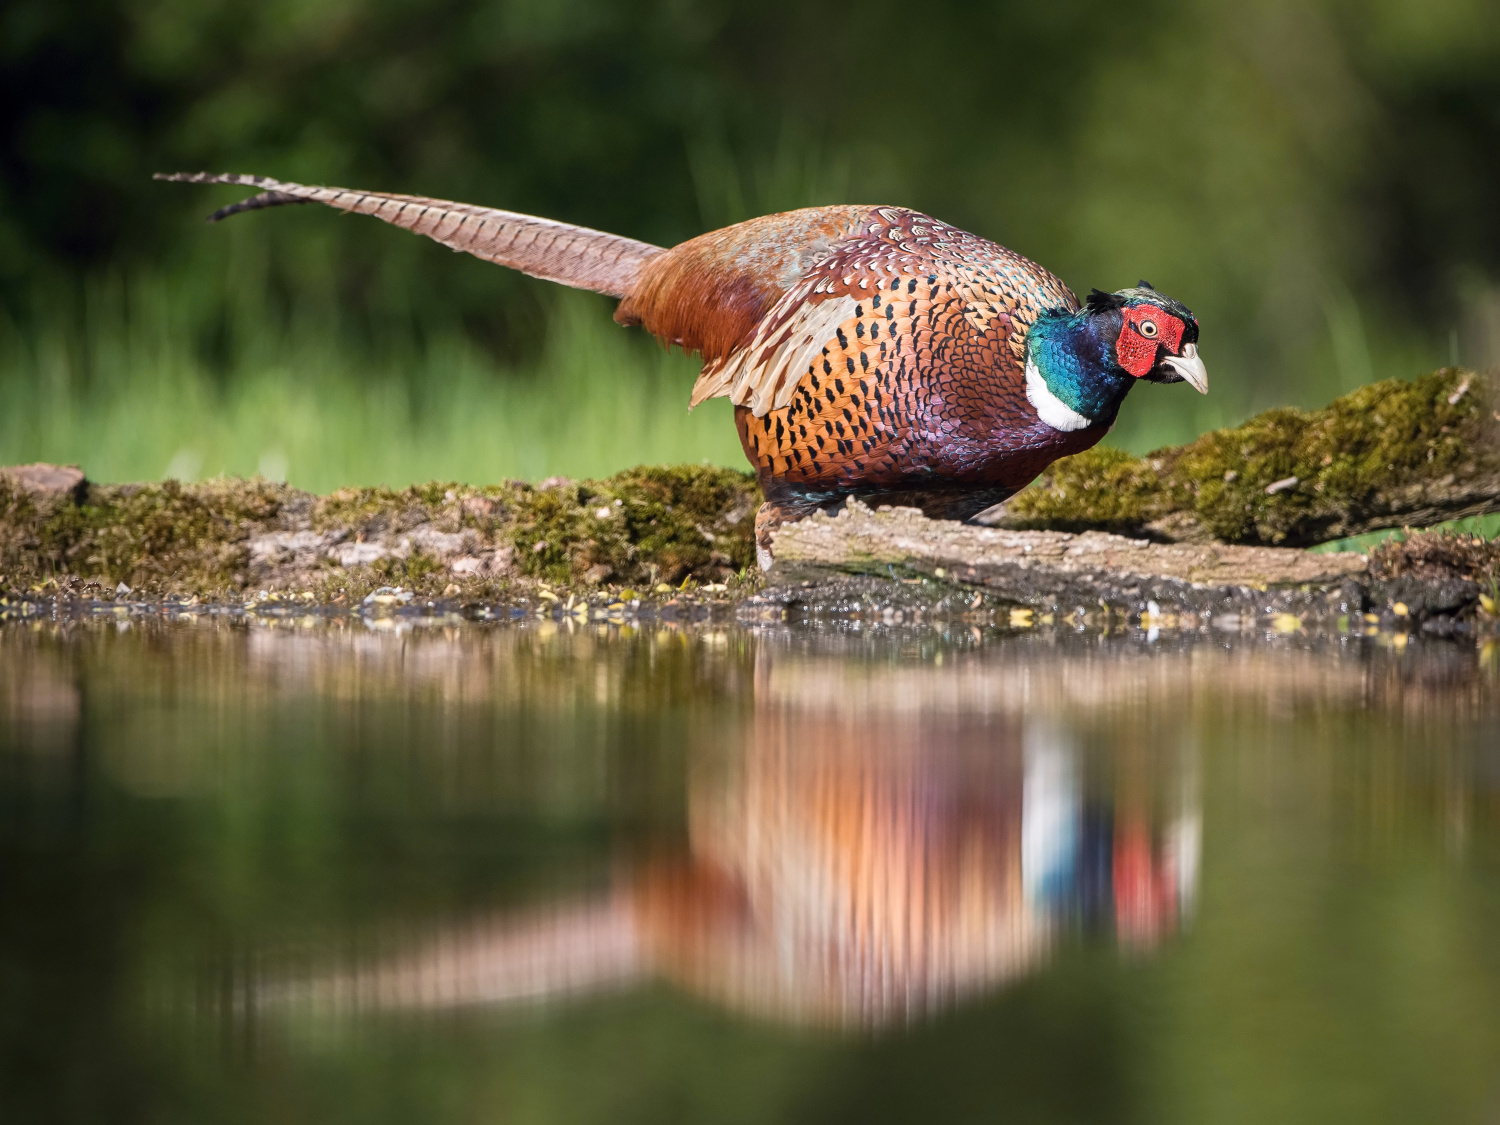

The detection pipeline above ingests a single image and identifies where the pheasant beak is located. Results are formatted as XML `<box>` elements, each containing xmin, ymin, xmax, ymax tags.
<box><xmin>1159</xmin><ymin>342</ymin><xmax>1208</xmax><ymax>394</ymax></box>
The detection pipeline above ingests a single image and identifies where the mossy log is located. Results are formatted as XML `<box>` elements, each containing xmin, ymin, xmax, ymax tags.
<box><xmin>0</xmin><ymin>464</ymin><xmax>760</xmax><ymax>602</ymax></box>
<box><xmin>989</xmin><ymin>367</ymin><xmax>1499</xmax><ymax>545</ymax></box>
<box><xmin>2</xmin><ymin>368</ymin><xmax>1497</xmax><ymax>618</ymax></box>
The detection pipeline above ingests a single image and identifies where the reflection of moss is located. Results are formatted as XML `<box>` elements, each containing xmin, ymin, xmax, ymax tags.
<box><xmin>1004</xmin><ymin>368</ymin><xmax>1493</xmax><ymax>545</ymax></box>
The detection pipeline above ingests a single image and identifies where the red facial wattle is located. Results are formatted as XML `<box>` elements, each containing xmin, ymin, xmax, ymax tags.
<box><xmin>1116</xmin><ymin>306</ymin><xmax>1185</xmax><ymax>378</ymax></box>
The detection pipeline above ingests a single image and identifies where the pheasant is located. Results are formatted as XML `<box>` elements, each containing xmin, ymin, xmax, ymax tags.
<box><xmin>158</xmin><ymin>172</ymin><xmax>1208</xmax><ymax>567</ymax></box>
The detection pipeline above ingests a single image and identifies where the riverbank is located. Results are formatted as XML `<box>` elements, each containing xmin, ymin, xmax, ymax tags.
<box><xmin>3</xmin><ymin>368</ymin><xmax>1497</xmax><ymax>635</ymax></box>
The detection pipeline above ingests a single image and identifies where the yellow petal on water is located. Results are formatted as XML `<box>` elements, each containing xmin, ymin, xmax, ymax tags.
<box><xmin>1271</xmin><ymin>613</ymin><xmax>1304</xmax><ymax>634</ymax></box>
<box><xmin>655</xmin><ymin>583</ymin><xmax>672</xmax><ymax>593</ymax></box>
<box><xmin>1479</xmin><ymin>594</ymin><xmax>1497</xmax><ymax>616</ymax></box>
<box><xmin>1008</xmin><ymin>608</ymin><xmax>1034</xmax><ymax>628</ymax></box>
<box><xmin>536</xmin><ymin>589</ymin><xmax>559</xmax><ymax>602</ymax></box>
<box><xmin>1392</xmin><ymin>602</ymin><xmax>1409</xmax><ymax>617</ymax></box>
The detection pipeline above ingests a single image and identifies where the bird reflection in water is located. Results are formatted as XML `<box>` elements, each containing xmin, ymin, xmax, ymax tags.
<box><xmin>266</xmin><ymin>654</ymin><xmax>1198</xmax><ymax>1030</ymax></box>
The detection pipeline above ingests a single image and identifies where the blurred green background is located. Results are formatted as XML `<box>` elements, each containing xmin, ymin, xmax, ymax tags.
<box><xmin>2</xmin><ymin>0</ymin><xmax>1498</xmax><ymax>490</ymax></box>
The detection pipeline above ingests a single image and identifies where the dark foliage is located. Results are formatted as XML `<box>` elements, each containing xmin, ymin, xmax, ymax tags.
<box><xmin>1370</xmin><ymin>529</ymin><xmax>1500</xmax><ymax>584</ymax></box>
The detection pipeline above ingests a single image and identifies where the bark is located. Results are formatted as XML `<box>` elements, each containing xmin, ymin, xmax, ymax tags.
<box><xmin>766</xmin><ymin>500</ymin><xmax>1492</xmax><ymax>630</ymax></box>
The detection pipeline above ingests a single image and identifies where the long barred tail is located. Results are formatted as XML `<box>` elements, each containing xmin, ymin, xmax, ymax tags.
<box><xmin>155</xmin><ymin>172</ymin><xmax>664</xmax><ymax>299</ymax></box>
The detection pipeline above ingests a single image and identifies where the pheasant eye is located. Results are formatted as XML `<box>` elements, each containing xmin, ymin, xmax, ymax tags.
<box><xmin>1139</xmin><ymin>320</ymin><xmax>1159</xmax><ymax>338</ymax></box>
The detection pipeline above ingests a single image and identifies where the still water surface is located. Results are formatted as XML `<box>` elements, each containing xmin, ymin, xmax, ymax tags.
<box><xmin>2</xmin><ymin>616</ymin><xmax>1499</xmax><ymax>1123</ymax></box>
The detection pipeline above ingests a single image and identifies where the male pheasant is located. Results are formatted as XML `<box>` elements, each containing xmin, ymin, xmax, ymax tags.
<box><xmin>158</xmin><ymin>173</ymin><xmax>1208</xmax><ymax>567</ymax></box>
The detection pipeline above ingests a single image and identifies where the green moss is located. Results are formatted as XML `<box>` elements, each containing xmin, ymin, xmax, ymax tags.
<box><xmin>313</xmin><ymin>483</ymin><xmax>457</xmax><ymax>534</ymax></box>
<box><xmin>508</xmin><ymin>464</ymin><xmax>759</xmax><ymax>585</ymax></box>
<box><xmin>996</xmin><ymin>446</ymin><xmax>1161</xmax><ymax>534</ymax></box>
<box><xmin>1</xmin><ymin>463</ymin><xmax>759</xmax><ymax>600</ymax></box>
<box><xmin>4</xmin><ymin>476</ymin><xmax>285</xmax><ymax>595</ymax></box>
<box><xmin>1004</xmin><ymin>368</ymin><xmax>1491</xmax><ymax>546</ymax></box>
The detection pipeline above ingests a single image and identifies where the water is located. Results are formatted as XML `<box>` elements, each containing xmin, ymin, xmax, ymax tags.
<box><xmin>2</xmin><ymin>615</ymin><xmax>1498</xmax><ymax>1123</ymax></box>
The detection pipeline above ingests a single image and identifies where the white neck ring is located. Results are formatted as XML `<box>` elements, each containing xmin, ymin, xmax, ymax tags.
<box><xmin>1024</xmin><ymin>353</ymin><xmax>1093</xmax><ymax>432</ymax></box>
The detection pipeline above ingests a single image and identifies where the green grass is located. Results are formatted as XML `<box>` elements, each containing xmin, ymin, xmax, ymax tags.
<box><xmin>0</xmin><ymin>276</ymin><xmax>743</xmax><ymax>492</ymax></box>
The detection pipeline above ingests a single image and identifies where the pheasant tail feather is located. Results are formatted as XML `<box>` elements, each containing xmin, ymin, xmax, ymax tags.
<box><xmin>155</xmin><ymin>172</ymin><xmax>664</xmax><ymax>299</ymax></box>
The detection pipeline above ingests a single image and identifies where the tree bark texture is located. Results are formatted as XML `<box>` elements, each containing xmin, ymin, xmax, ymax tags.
<box><xmin>767</xmin><ymin>500</ymin><xmax>1493</xmax><ymax>630</ymax></box>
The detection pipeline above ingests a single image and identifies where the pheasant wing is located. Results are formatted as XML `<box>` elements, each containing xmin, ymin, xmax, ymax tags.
<box><xmin>694</xmin><ymin>207</ymin><xmax>1078</xmax><ymax>418</ymax></box>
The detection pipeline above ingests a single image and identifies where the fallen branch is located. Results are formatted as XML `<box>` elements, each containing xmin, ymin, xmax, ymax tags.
<box><xmin>768</xmin><ymin>500</ymin><xmax>1497</xmax><ymax>631</ymax></box>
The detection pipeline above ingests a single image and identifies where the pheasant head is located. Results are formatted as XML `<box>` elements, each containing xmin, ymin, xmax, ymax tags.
<box><xmin>1023</xmin><ymin>282</ymin><xmax>1206</xmax><ymax>433</ymax></box>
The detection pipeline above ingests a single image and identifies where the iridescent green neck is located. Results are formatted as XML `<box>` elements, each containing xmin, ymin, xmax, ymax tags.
<box><xmin>1024</xmin><ymin>308</ymin><xmax>1133</xmax><ymax>427</ymax></box>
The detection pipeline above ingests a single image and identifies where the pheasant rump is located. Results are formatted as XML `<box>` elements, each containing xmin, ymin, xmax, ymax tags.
<box><xmin>158</xmin><ymin>173</ymin><xmax>1208</xmax><ymax>567</ymax></box>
